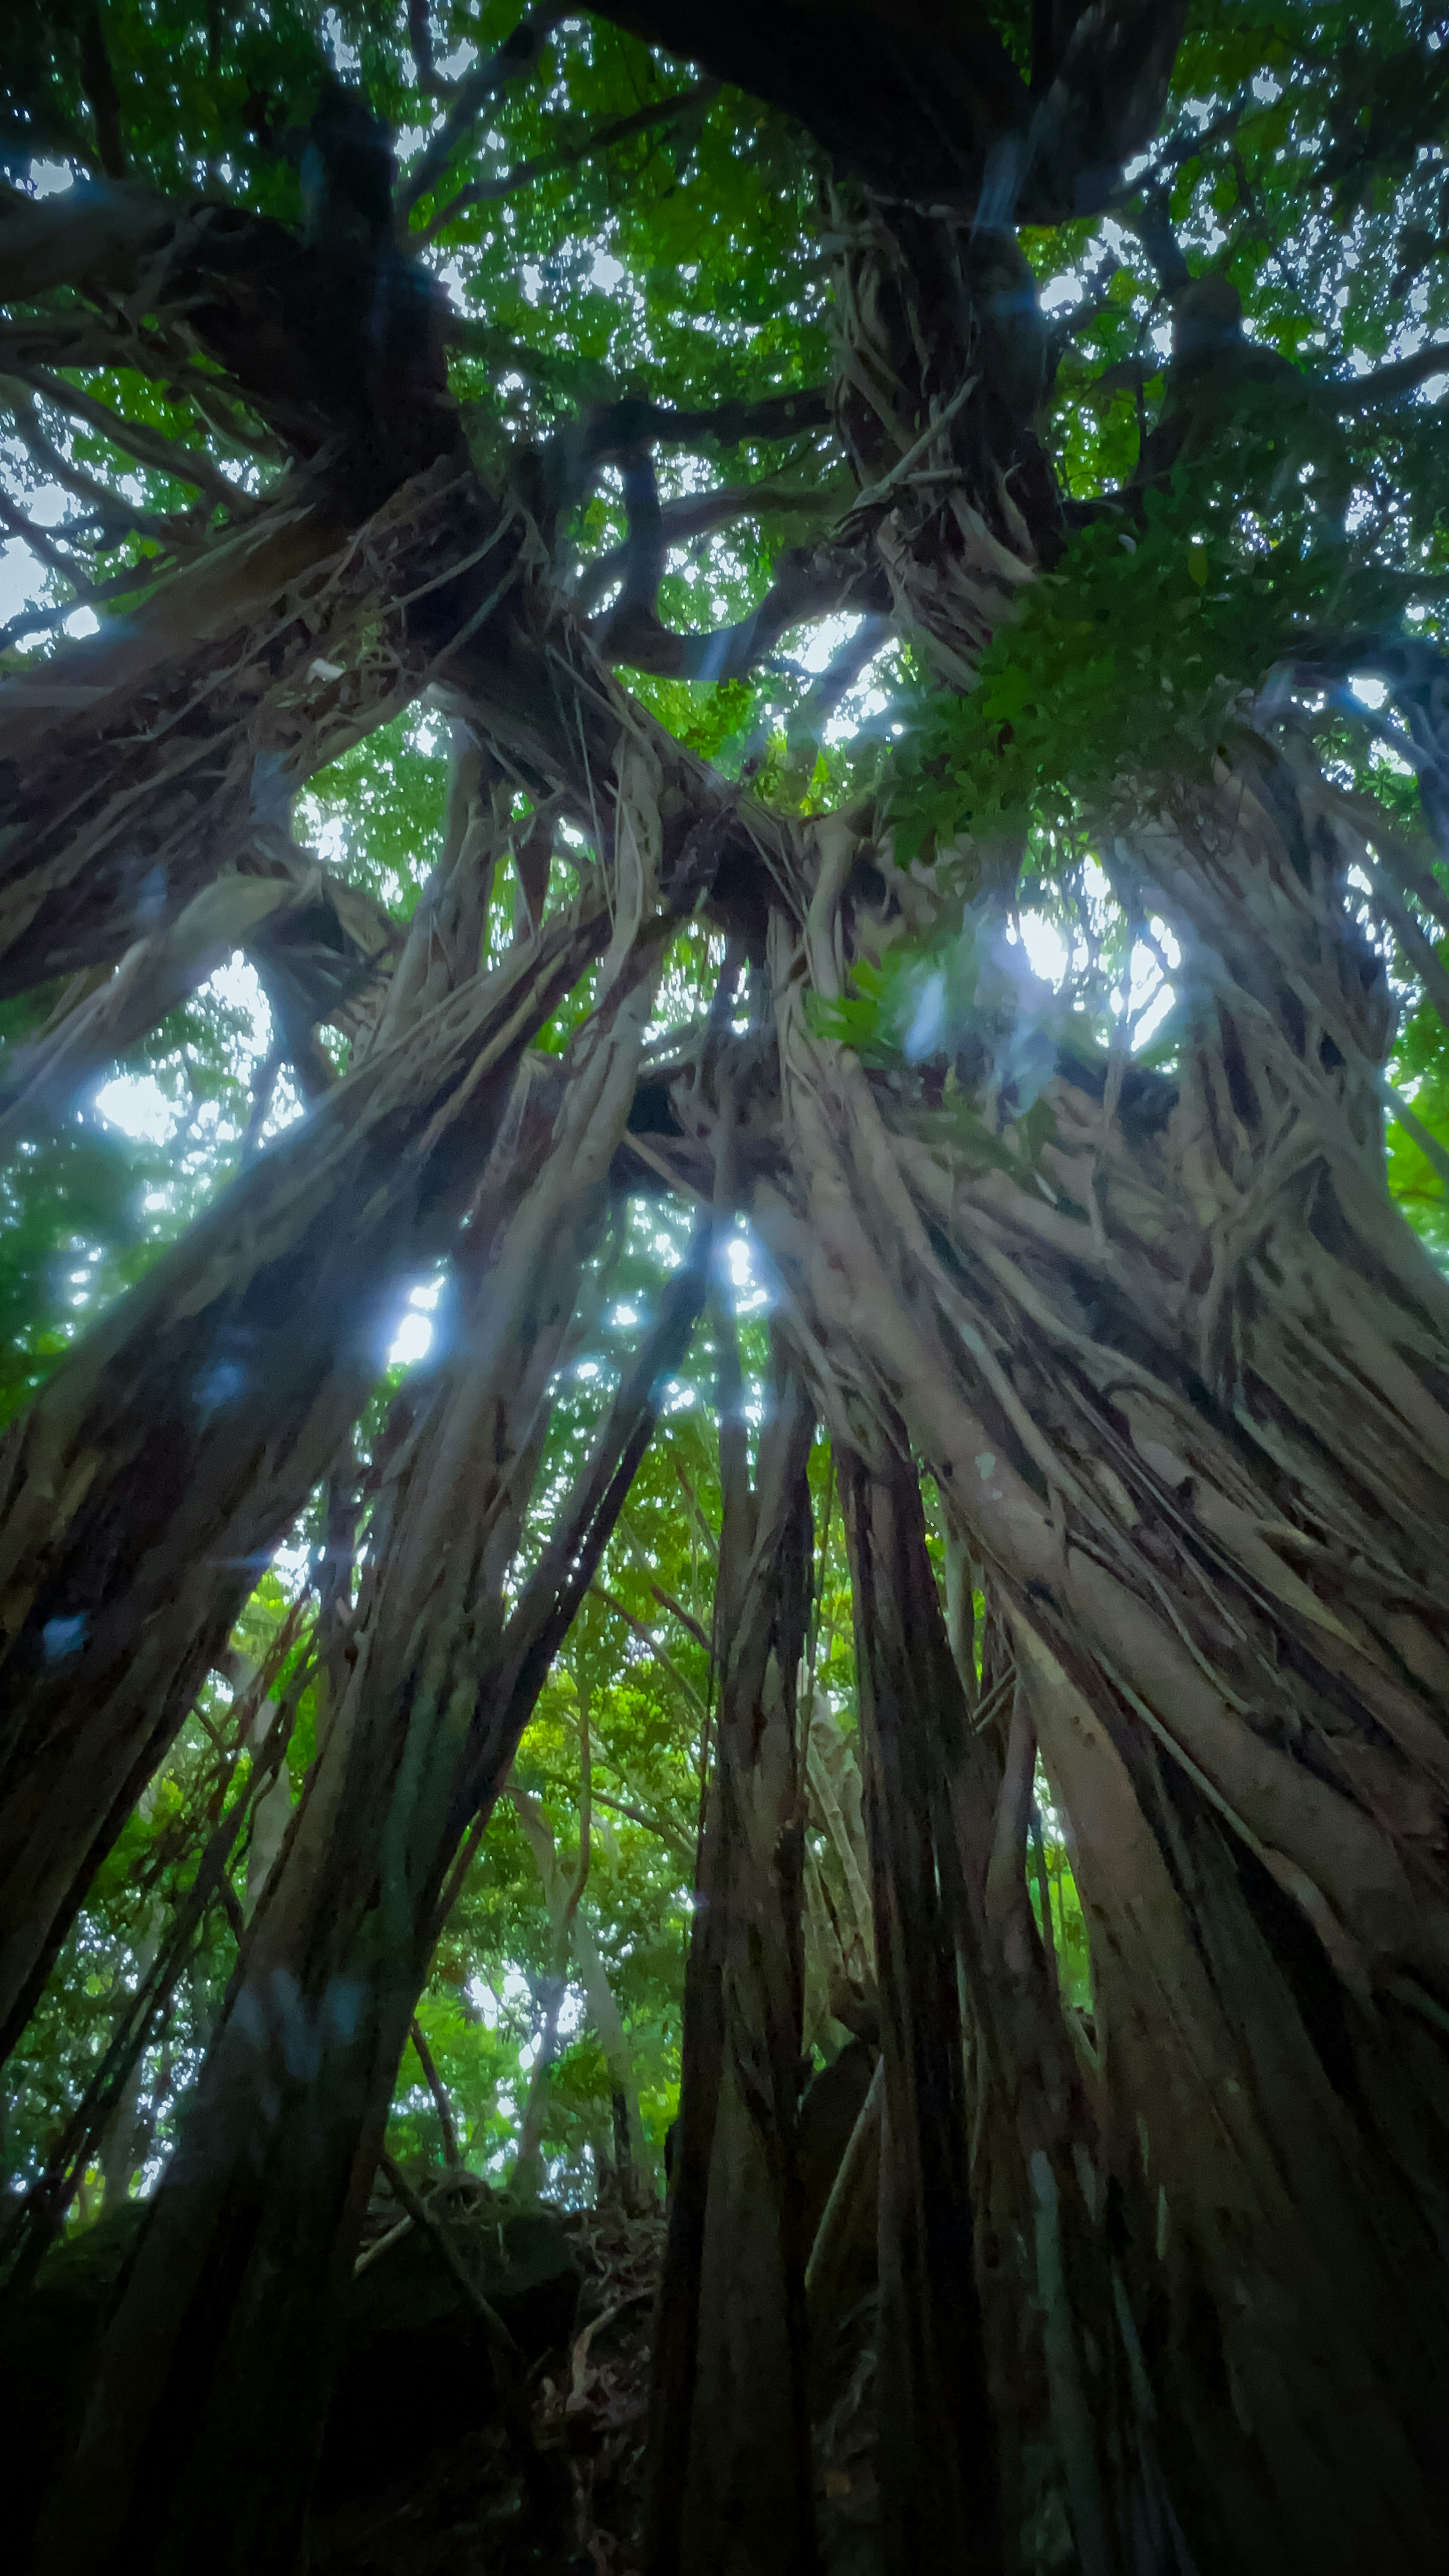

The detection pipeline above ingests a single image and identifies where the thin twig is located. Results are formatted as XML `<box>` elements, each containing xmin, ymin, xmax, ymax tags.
<box><xmin>409</xmin><ymin>2013</ymin><xmax>463</xmax><ymax>2165</ymax></box>
<box><xmin>353</xmin><ymin>2210</ymin><xmax>414</xmax><ymax>2276</ymax></box>
<box><xmin>649</xmin><ymin>1580</ymin><xmax>713</xmax><ymax>1658</ymax></box>
<box><xmin>593</xmin><ymin>1579</ymin><xmax>709</xmax><ymax>1719</ymax></box>
<box><xmin>378</xmin><ymin>2153</ymin><xmax>523</xmax><ymax>2363</ymax></box>
<box><xmin>1386</xmin><ymin>1081</ymin><xmax>1449</xmax><ymax>1195</ymax></box>
<box><xmin>570</xmin><ymin>1780</ymin><xmax>694</xmax><ymax>1861</ymax></box>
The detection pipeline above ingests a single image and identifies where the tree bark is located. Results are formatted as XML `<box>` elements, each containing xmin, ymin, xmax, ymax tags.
<box><xmin>593</xmin><ymin>1</ymin><xmax>1185</xmax><ymax>218</ymax></box>
<box><xmin>0</xmin><ymin>898</ymin><xmax>605</xmax><ymax>2063</ymax></box>
<box><xmin>32</xmin><ymin>1017</ymin><xmax>708</xmax><ymax>2576</ymax></box>
<box><xmin>0</xmin><ymin>842</ymin><xmax>398</xmax><ymax>1148</ymax></box>
<box><xmin>745</xmin><ymin>771</ymin><xmax>1449</xmax><ymax>2572</ymax></box>
<box><xmin>838</xmin><ymin>1442</ymin><xmax>1003</xmax><ymax>2576</ymax></box>
<box><xmin>645</xmin><ymin>1347</ymin><xmax>816</xmax><ymax>2576</ymax></box>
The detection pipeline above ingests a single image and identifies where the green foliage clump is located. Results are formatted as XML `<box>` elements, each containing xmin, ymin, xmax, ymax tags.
<box><xmin>888</xmin><ymin>461</ymin><xmax>1423</xmax><ymax>868</ymax></box>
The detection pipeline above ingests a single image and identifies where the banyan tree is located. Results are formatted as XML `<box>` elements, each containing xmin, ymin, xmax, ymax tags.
<box><xmin>3</xmin><ymin>3</ymin><xmax>1449</xmax><ymax>2570</ymax></box>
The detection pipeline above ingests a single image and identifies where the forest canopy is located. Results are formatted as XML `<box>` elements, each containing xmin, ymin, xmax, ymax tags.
<box><xmin>4</xmin><ymin>6</ymin><xmax>1449</xmax><ymax>2574</ymax></box>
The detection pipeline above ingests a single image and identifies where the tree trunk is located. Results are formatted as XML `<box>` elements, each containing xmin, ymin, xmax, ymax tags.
<box><xmin>32</xmin><ymin>998</ymin><xmax>707</xmax><ymax>2575</ymax></box>
<box><xmin>513</xmin><ymin>1725</ymin><xmax>592</xmax><ymax>2200</ymax></box>
<box><xmin>745</xmin><ymin>769</ymin><xmax>1449</xmax><ymax>2571</ymax></box>
<box><xmin>512</xmin><ymin>1783</ymin><xmax>651</xmax><ymax>2198</ymax></box>
<box><xmin>645</xmin><ymin>1346</ymin><xmax>815</xmax><ymax>2576</ymax></box>
<box><xmin>7</xmin><ymin>15</ymin><xmax>1449</xmax><ymax>2570</ymax></box>
<box><xmin>838</xmin><ymin>1442</ymin><xmax>1003</xmax><ymax>2576</ymax></box>
<box><xmin>0</xmin><ymin>897</ymin><xmax>605</xmax><ymax>2064</ymax></box>
<box><xmin>0</xmin><ymin>474</ymin><xmax>466</xmax><ymax>995</ymax></box>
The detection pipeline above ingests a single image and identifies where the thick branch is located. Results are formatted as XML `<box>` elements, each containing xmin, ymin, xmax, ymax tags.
<box><xmin>538</xmin><ymin>386</ymin><xmax>832</xmax><ymax>544</ymax></box>
<box><xmin>572</xmin><ymin>476</ymin><xmax>832</xmax><ymax>614</ymax></box>
<box><xmin>597</xmin><ymin>0</ymin><xmax>1185</xmax><ymax>217</ymax></box>
<box><xmin>1027</xmin><ymin>0</ymin><xmax>1189</xmax><ymax>220</ymax></box>
<box><xmin>580</xmin><ymin>386</ymin><xmax>830</xmax><ymax>461</ymax></box>
<box><xmin>1330</xmin><ymin>340</ymin><xmax>1449</xmax><ymax>409</ymax></box>
<box><xmin>0</xmin><ymin>492</ymin><xmax>94</xmax><ymax>587</ymax></box>
<box><xmin>0</xmin><ymin>179</ymin><xmax>174</xmax><ymax>301</ymax></box>
<box><xmin>650</xmin><ymin>1581</ymin><xmax>714</xmax><ymax>1658</ymax></box>
<box><xmin>594</xmin><ymin>0</ymin><xmax>1028</xmax><ymax>202</ymax></box>
<box><xmin>0</xmin><ymin>546</ymin><xmax>188</xmax><ymax>651</ymax></box>
<box><xmin>79</xmin><ymin>2</ymin><xmax>129</xmax><ymax>181</ymax></box>
<box><xmin>576</xmin><ymin>1780</ymin><xmax>695</xmax><ymax>1861</ymax></box>
<box><xmin>407</xmin><ymin>0</ymin><xmax>445</xmax><ymax>96</ymax></box>
<box><xmin>0</xmin><ymin>857</ymin><xmax>398</xmax><ymax>1147</ymax></box>
<box><xmin>407</xmin><ymin>2015</ymin><xmax>463</xmax><ymax>2164</ymax></box>
<box><xmin>0</xmin><ymin>320</ymin><xmax>295</xmax><ymax>462</ymax></box>
<box><xmin>593</xmin><ymin>1579</ymin><xmax>709</xmax><ymax>1720</ymax></box>
<box><xmin>596</xmin><ymin>543</ymin><xmax>872</xmax><ymax>681</ymax></box>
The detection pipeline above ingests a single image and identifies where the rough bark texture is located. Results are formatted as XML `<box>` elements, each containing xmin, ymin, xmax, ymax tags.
<box><xmin>645</xmin><ymin>1351</ymin><xmax>816</xmax><ymax>2576</ymax></box>
<box><xmin>737</xmin><ymin>763</ymin><xmax>1449</xmax><ymax>2571</ymax></box>
<box><xmin>839</xmin><ymin>1443</ymin><xmax>1002</xmax><ymax>2576</ymax></box>
<box><xmin>0</xmin><ymin>471</ymin><xmax>463</xmax><ymax>992</ymax></box>
<box><xmin>0</xmin><ymin>898</ymin><xmax>606</xmax><ymax>2059</ymax></box>
<box><xmin>34</xmin><ymin>995</ymin><xmax>707</xmax><ymax>2573</ymax></box>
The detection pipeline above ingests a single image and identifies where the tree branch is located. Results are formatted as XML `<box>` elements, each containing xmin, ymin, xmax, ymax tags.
<box><xmin>0</xmin><ymin>492</ymin><xmax>95</xmax><ymax>587</ymax></box>
<box><xmin>592</xmin><ymin>1579</ymin><xmax>709</xmax><ymax>1721</ymax></box>
<box><xmin>446</xmin><ymin>1218</ymin><xmax>714</xmax><ymax>1840</ymax></box>
<box><xmin>537</xmin><ymin>384</ymin><xmax>832</xmax><ymax>541</ymax></box>
<box><xmin>407</xmin><ymin>0</ymin><xmax>446</xmax><ymax>98</ymax></box>
<box><xmin>0</xmin><ymin>547</ymin><xmax>182</xmax><ymax>652</ymax></box>
<box><xmin>0</xmin><ymin>176</ymin><xmax>173</xmax><ymax>301</ymax></box>
<box><xmin>595</xmin><ymin>544</ymin><xmax>869</xmax><ymax>683</ymax></box>
<box><xmin>0</xmin><ymin>320</ymin><xmax>282</xmax><ymax>456</ymax></box>
<box><xmin>649</xmin><ymin>1582</ymin><xmax>714</xmax><ymax>1658</ymax></box>
<box><xmin>1385</xmin><ymin>1082</ymin><xmax>1449</xmax><ymax>1195</ymax></box>
<box><xmin>408</xmin><ymin>2013</ymin><xmax>463</xmax><ymax>2164</ymax></box>
<box><xmin>400</xmin><ymin>6</ymin><xmax>566</xmax><ymax>215</ymax></box>
<box><xmin>1026</xmin><ymin>0</ymin><xmax>1189</xmax><ymax>219</ymax></box>
<box><xmin>379</xmin><ymin>2155</ymin><xmax>523</xmax><ymax>2363</ymax></box>
<box><xmin>79</xmin><ymin>3</ymin><xmax>129</xmax><ymax>181</ymax></box>
<box><xmin>786</xmin><ymin>610</ymin><xmax>892</xmax><ymax>744</ymax></box>
<box><xmin>1</xmin><ymin>389</ymin><xmax>195</xmax><ymax>546</ymax></box>
<box><xmin>614</xmin><ymin>445</ymin><xmax>666</xmax><ymax>621</ymax></box>
<box><xmin>4</xmin><ymin>367</ymin><xmax>248</xmax><ymax>510</ymax></box>
<box><xmin>420</xmin><ymin>82</ymin><xmax>719</xmax><ymax>240</ymax></box>
<box><xmin>580</xmin><ymin>1781</ymin><xmax>696</xmax><ymax>1862</ymax></box>
<box><xmin>1329</xmin><ymin>341</ymin><xmax>1449</xmax><ymax>409</ymax></box>
<box><xmin>591</xmin><ymin>0</ymin><xmax>1028</xmax><ymax>203</ymax></box>
<box><xmin>1126</xmin><ymin>188</ymin><xmax>1189</xmax><ymax>291</ymax></box>
<box><xmin>1109</xmin><ymin>88</ymin><xmax>1250</xmax><ymax>208</ymax></box>
<box><xmin>572</xmin><ymin>476</ymin><xmax>832</xmax><ymax>614</ymax></box>
<box><xmin>586</xmin><ymin>386</ymin><xmax>831</xmax><ymax>458</ymax></box>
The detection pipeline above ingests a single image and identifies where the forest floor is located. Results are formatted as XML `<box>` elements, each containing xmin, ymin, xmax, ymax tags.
<box><xmin>307</xmin><ymin>2186</ymin><xmax>881</xmax><ymax>2576</ymax></box>
<box><xmin>6</xmin><ymin>2173</ymin><xmax>881</xmax><ymax>2572</ymax></box>
<box><xmin>307</xmin><ymin>2193</ymin><xmax>664</xmax><ymax>2576</ymax></box>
